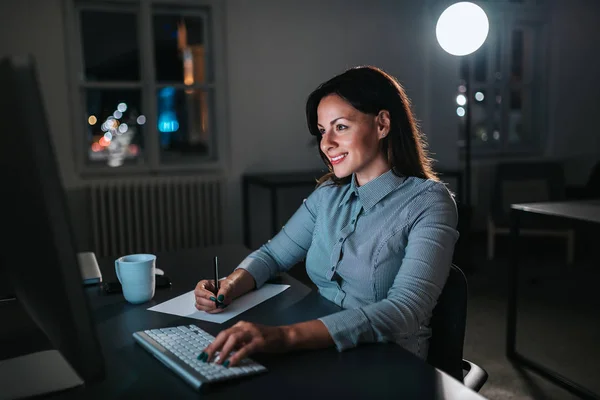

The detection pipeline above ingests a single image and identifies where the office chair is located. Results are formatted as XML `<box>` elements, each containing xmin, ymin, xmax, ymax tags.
<box><xmin>583</xmin><ymin>160</ymin><xmax>600</xmax><ymax>199</ymax></box>
<box><xmin>487</xmin><ymin>161</ymin><xmax>574</xmax><ymax>264</ymax></box>
<box><xmin>566</xmin><ymin>160</ymin><xmax>600</xmax><ymax>200</ymax></box>
<box><xmin>427</xmin><ymin>265</ymin><xmax>488</xmax><ymax>392</ymax></box>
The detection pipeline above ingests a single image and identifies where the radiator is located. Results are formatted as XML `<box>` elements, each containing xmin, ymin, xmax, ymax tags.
<box><xmin>88</xmin><ymin>177</ymin><xmax>223</xmax><ymax>258</ymax></box>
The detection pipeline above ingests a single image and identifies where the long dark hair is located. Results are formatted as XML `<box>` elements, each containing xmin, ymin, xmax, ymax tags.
<box><xmin>306</xmin><ymin>66</ymin><xmax>438</xmax><ymax>186</ymax></box>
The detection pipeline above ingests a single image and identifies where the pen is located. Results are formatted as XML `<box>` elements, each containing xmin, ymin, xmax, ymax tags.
<box><xmin>213</xmin><ymin>256</ymin><xmax>219</xmax><ymax>307</ymax></box>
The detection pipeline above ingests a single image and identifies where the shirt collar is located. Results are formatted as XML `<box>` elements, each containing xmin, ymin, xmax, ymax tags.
<box><xmin>339</xmin><ymin>175</ymin><xmax>359</xmax><ymax>207</ymax></box>
<box><xmin>339</xmin><ymin>170</ymin><xmax>406</xmax><ymax>211</ymax></box>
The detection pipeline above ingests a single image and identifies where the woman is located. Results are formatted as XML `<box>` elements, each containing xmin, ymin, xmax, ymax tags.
<box><xmin>194</xmin><ymin>66</ymin><xmax>458</xmax><ymax>367</ymax></box>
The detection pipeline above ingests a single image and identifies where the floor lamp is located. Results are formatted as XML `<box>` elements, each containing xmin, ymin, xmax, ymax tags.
<box><xmin>436</xmin><ymin>2</ymin><xmax>489</xmax><ymax>270</ymax></box>
<box><xmin>436</xmin><ymin>1</ymin><xmax>489</xmax><ymax>210</ymax></box>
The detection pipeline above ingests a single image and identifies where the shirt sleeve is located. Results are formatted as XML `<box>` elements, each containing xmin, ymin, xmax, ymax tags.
<box><xmin>236</xmin><ymin>184</ymin><xmax>324</xmax><ymax>288</ymax></box>
<box><xmin>318</xmin><ymin>185</ymin><xmax>459</xmax><ymax>351</ymax></box>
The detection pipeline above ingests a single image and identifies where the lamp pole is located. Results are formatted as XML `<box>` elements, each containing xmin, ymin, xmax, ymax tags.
<box><xmin>464</xmin><ymin>60</ymin><xmax>472</xmax><ymax>209</ymax></box>
<box><xmin>436</xmin><ymin>2</ymin><xmax>488</xmax><ymax>271</ymax></box>
<box><xmin>436</xmin><ymin>1</ymin><xmax>488</xmax><ymax>210</ymax></box>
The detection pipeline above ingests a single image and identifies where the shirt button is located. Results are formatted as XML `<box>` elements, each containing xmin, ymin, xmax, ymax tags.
<box><xmin>351</xmin><ymin>219</ymin><xmax>355</xmax><ymax>224</ymax></box>
<box><xmin>339</xmin><ymin>238</ymin><xmax>343</xmax><ymax>242</ymax></box>
<box><xmin>331</xmin><ymin>267</ymin><xmax>335</xmax><ymax>271</ymax></box>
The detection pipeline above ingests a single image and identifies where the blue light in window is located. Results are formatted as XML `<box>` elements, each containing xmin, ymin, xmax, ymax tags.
<box><xmin>158</xmin><ymin>111</ymin><xmax>179</xmax><ymax>133</ymax></box>
<box><xmin>158</xmin><ymin>87</ymin><xmax>179</xmax><ymax>134</ymax></box>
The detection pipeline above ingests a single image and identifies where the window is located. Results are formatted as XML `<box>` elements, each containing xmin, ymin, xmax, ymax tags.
<box><xmin>65</xmin><ymin>0</ymin><xmax>226</xmax><ymax>173</ymax></box>
<box><xmin>455</xmin><ymin>1</ymin><xmax>548</xmax><ymax>156</ymax></box>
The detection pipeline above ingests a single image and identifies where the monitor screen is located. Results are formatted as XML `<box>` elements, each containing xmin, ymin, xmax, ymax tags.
<box><xmin>0</xmin><ymin>55</ymin><xmax>105</xmax><ymax>384</ymax></box>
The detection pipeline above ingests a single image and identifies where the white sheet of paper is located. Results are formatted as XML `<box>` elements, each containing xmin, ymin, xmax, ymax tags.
<box><xmin>147</xmin><ymin>284</ymin><xmax>290</xmax><ymax>324</ymax></box>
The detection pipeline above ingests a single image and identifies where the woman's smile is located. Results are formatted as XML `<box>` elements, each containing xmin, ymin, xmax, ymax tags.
<box><xmin>329</xmin><ymin>153</ymin><xmax>348</xmax><ymax>165</ymax></box>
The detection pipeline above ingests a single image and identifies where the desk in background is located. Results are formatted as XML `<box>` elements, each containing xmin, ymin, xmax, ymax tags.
<box><xmin>242</xmin><ymin>169</ymin><xmax>463</xmax><ymax>248</ymax></box>
<box><xmin>2</xmin><ymin>245</ymin><xmax>484</xmax><ymax>399</ymax></box>
<box><xmin>507</xmin><ymin>200</ymin><xmax>600</xmax><ymax>400</ymax></box>
<box><xmin>242</xmin><ymin>170</ymin><xmax>324</xmax><ymax>248</ymax></box>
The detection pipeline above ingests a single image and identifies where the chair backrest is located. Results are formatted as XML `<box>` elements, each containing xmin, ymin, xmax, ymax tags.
<box><xmin>491</xmin><ymin>161</ymin><xmax>565</xmax><ymax>221</ymax></box>
<box><xmin>427</xmin><ymin>264</ymin><xmax>467</xmax><ymax>381</ymax></box>
<box><xmin>585</xmin><ymin>160</ymin><xmax>600</xmax><ymax>199</ymax></box>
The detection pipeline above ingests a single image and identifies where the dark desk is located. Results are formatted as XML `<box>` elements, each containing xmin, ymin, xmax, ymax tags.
<box><xmin>3</xmin><ymin>245</ymin><xmax>483</xmax><ymax>399</ymax></box>
<box><xmin>507</xmin><ymin>200</ymin><xmax>600</xmax><ymax>400</ymax></box>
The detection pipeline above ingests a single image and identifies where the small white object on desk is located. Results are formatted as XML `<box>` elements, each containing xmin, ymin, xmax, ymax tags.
<box><xmin>77</xmin><ymin>252</ymin><xmax>102</xmax><ymax>285</ymax></box>
<box><xmin>147</xmin><ymin>283</ymin><xmax>290</xmax><ymax>323</ymax></box>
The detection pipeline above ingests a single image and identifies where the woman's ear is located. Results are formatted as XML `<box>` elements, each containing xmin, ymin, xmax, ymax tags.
<box><xmin>377</xmin><ymin>110</ymin><xmax>391</xmax><ymax>139</ymax></box>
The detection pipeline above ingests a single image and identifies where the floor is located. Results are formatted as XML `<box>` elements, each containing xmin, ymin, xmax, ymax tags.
<box><xmin>463</xmin><ymin>233</ymin><xmax>598</xmax><ymax>400</ymax></box>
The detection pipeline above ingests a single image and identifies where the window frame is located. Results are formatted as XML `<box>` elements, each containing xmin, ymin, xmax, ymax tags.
<box><xmin>63</xmin><ymin>0</ymin><xmax>229</xmax><ymax>177</ymax></box>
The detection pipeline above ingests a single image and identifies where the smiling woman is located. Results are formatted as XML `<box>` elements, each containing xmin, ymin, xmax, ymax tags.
<box><xmin>193</xmin><ymin>66</ymin><xmax>459</xmax><ymax>368</ymax></box>
<box><xmin>306</xmin><ymin>66</ymin><xmax>438</xmax><ymax>187</ymax></box>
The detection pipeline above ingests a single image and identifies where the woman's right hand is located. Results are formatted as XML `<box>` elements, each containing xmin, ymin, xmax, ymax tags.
<box><xmin>194</xmin><ymin>269</ymin><xmax>257</xmax><ymax>314</ymax></box>
<box><xmin>194</xmin><ymin>277</ymin><xmax>236</xmax><ymax>314</ymax></box>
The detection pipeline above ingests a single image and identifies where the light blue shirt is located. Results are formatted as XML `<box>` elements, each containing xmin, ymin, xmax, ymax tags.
<box><xmin>237</xmin><ymin>170</ymin><xmax>459</xmax><ymax>359</ymax></box>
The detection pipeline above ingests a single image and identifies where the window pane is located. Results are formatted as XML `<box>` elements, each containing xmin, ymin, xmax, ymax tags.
<box><xmin>511</xmin><ymin>30</ymin><xmax>524</xmax><ymax>83</ymax></box>
<box><xmin>470</xmin><ymin>88</ymin><xmax>502</xmax><ymax>149</ymax></box>
<box><xmin>474</xmin><ymin>44</ymin><xmax>487</xmax><ymax>83</ymax></box>
<box><xmin>493</xmin><ymin>28</ymin><xmax>502</xmax><ymax>82</ymax></box>
<box><xmin>471</xmin><ymin>93</ymin><xmax>491</xmax><ymax>146</ymax></box>
<box><xmin>85</xmin><ymin>89</ymin><xmax>146</xmax><ymax>167</ymax></box>
<box><xmin>508</xmin><ymin>88</ymin><xmax>534</xmax><ymax>146</ymax></box>
<box><xmin>157</xmin><ymin>87</ymin><xmax>213</xmax><ymax>163</ymax></box>
<box><xmin>520</xmin><ymin>25</ymin><xmax>538</xmax><ymax>84</ymax></box>
<box><xmin>80</xmin><ymin>10</ymin><xmax>140</xmax><ymax>81</ymax></box>
<box><xmin>508</xmin><ymin>90</ymin><xmax>523</xmax><ymax>144</ymax></box>
<box><xmin>153</xmin><ymin>14</ymin><xmax>206</xmax><ymax>84</ymax></box>
<box><xmin>492</xmin><ymin>91</ymin><xmax>503</xmax><ymax>144</ymax></box>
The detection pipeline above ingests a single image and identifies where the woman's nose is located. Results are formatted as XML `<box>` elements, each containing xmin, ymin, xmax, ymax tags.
<box><xmin>320</xmin><ymin>132</ymin><xmax>336</xmax><ymax>152</ymax></box>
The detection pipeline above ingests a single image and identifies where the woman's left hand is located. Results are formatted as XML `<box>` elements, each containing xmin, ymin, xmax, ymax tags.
<box><xmin>201</xmin><ymin>321</ymin><xmax>288</xmax><ymax>367</ymax></box>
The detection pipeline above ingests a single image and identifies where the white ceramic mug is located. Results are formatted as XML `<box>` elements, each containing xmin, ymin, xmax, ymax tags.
<box><xmin>115</xmin><ymin>254</ymin><xmax>156</xmax><ymax>304</ymax></box>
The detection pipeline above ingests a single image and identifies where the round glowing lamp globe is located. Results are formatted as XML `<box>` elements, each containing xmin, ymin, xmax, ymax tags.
<box><xmin>436</xmin><ymin>2</ymin><xmax>489</xmax><ymax>56</ymax></box>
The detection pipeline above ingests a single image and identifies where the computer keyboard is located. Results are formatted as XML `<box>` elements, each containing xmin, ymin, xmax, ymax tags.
<box><xmin>132</xmin><ymin>324</ymin><xmax>267</xmax><ymax>390</ymax></box>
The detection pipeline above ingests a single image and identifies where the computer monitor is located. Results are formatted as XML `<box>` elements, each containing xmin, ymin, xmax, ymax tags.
<box><xmin>0</xmin><ymin>56</ymin><xmax>105</xmax><ymax>392</ymax></box>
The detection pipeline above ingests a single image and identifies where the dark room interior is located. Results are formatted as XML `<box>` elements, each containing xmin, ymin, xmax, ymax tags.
<box><xmin>1</xmin><ymin>0</ymin><xmax>599</xmax><ymax>399</ymax></box>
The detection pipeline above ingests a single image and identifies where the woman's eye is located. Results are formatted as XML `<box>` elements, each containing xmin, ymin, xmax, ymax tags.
<box><xmin>336</xmin><ymin>124</ymin><xmax>347</xmax><ymax>131</ymax></box>
<box><xmin>318</xmin><ymin>128</ymin><xmax>326</xmax><ymax>134</ymax></box>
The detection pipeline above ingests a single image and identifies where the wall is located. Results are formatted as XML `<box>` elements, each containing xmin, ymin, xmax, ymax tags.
<box><xmin>546</xmin><ymin>0</ymin><xmax>600</xmax><ymax>185</ymax></box>
<box><xmin>1</xmin><ymin>0</ymin><xmax>446</xmax><ymax>246</ymax></box>
<box><xmin>1</xmin><ymin>0</ymin><xmax>598</xmax><ymax>246</ymax></box>
<box><xmin>223</xmin><ymin>0</ymin><xmax>447</xmax><ymax>243</ymax></box>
